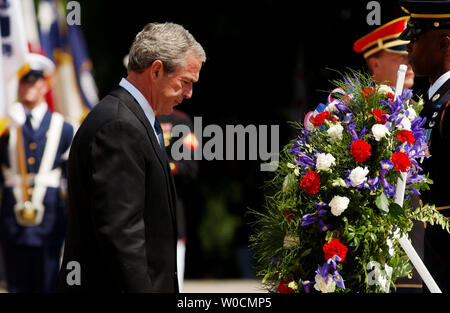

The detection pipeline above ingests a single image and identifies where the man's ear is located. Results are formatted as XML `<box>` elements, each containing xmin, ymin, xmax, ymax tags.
<box><xmin>150</xmin><ymin>60</ymin><xmax>164</xmax><ymax>81</ymax></box>
<box><xmin>439</xmin><ymin>34</ymin><xmax>450</xmax><ymax>52</ymax></box>
<box><xmin>367</xmin><ymin>57</ymin><xmax>379</xmax><ymax>74</ymax></box>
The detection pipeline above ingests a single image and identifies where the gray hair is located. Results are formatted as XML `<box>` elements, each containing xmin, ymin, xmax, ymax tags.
<box><xmin>127</xmin><ymin>22</ymin><xmax>206</xmax><ymax>74</ymax></box>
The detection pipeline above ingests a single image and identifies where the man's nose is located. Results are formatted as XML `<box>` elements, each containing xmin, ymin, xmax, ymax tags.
<box><xmin>183</xmin><ymin>84</ymin><xmax>193</xmax><ymax>99</ymax></box>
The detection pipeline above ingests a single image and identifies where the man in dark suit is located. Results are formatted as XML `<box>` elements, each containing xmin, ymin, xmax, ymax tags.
<box><xmin>57</xmin><ymin>22</ymin><xmax>205</xmax><ymax>292</ymax></box>
<box><xmin>400</xmin><ymin>0</ymin><xmax>450</xmax><ymax>293</ymax></box>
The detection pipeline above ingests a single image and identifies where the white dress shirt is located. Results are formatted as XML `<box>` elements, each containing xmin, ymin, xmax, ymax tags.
<box><xmin>118</xmin><ymin>78</ymin><xmax>161</xmax><ymax>146</ymax></box>
<box><xmin>8</xmin><ymin>101</ymin><xmax>48</xmax><ymax>130</ymax></box>
<box><xmin>428</xmin><ymin>70</ymin><xmax>450</xmax><ymax>100</ymax></box>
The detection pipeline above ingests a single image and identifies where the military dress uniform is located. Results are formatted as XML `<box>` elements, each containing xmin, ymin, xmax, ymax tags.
<box><xmin>354</xmin><ymin>16</ymin><xmax>424</xmax><ymax>292</ymax></box>
<box><xmin>353</xmin><ymin>16</ymin><xmax>410</xmax><ymax>59</ymax></box>
<box><xmin>158</xmin><ymin>110</ymin><xmax>199</xmax><ymax>292</ymax></box>
<box><xmin>416</xmin><ymin>75</ymin><xmax>450</xmax><ymax>293</ymax></box>
<box><xmin>0</xmin><ymin>94</ymin><xmax>73</xmax><ymax>291</ymax></box>
<box><xmin>399</xmin><ymin>0</ymin><xmax>450</xmax><ymax>293</ymax></box>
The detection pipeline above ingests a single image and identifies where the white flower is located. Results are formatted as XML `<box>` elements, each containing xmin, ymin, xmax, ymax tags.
<box><xmin>406</xmin><ymin>107</ymin><xmax>417</xmax><ymax>121</ymax></box>
<box><xmin>329</xmin><ymin>195</ymin><xmax>350</xmax><ymax>216</ymax></box>
<box><xmin>327</xmin><ymin>124</ymin><xmax>344</xmax><ymax>141</ymax></box>
<box><xmin>288</xmin><ymin>280</ymin><xmax>299</xmax><ymax>291</ymax></box>
<box><xmin>316</xmin><ymin>153</ymin><xmax>336</xmax><ymax>172</ymax></box>
<box><xmin>325</xmin><ymin>100</ymin><xmax>338</xmax><ymax>114</ymax></box>
<box><xmin>287</xmin><ymin>163</ymin><xmax>301</xmax><ymax>176</ymax></box>
<box><xmin>349</xmin><ymin>166</ymin><xmax>369</xmax><ymax>187</ymax></box>
<box><xmin>282</xmin><ymin>173</ymin><xmax>296</xmax><ymax>193</ymax></box>
<box><xmin>332</xmin><ymin>178</ymin><xmax>348</xmax><ymax>188</ymax></box>
<box><xmin>371</xmin><ymin>124</ymin><xmax>390</xmax><ymax>141</ymax></box>
<box><xmin>314</xmin><ymin>274</ymin><xmax>336</xmax><ymax>293</ymax></box>
<box><xmin>283</xmin><ymin>234</ymin><xmax>300</xmax><ymax>248</ymax></box>
<box><xmin>396</xmin><ymin>116</ymin><xmax>411</xmax><ymax>131</ymax></box>
<box><xmin>377</xmin><ymin>84</ymin><xmax>394</xmax><ymax>96</ymax></box>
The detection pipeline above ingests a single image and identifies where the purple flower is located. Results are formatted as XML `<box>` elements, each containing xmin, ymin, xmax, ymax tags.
<box><xmin>291</xmin><ymin>150</ymin><xmax>316</xmax><ymax>169</ymax></box>
<box><xmin>319</xmin><ymin>219</ymin><xmax>332</xmax><ymax>233</ymax></box>
<box><xmin>360</xmin><ymin>126</ymin><xmax>367</xmax><ymax>137</ymax></box>
<box><xmin>332</xmin><ymin>272</ymin><xmax>345</xmax><ymax>289</ymax></box>
<box><xmin>343</xmin><ymin>112</ymin><xmax>353</xmax><ymax>124</ymax></box>
<box><xmin>407</xmin><ymin>173</ymin><xmax>425</xmax><ymax>185</ymax></box>
<box><xmin>380</xmin><ymin>177</ymin><xmax>395</xmax><ymax>197</ymax></box>
<box><xmin>301</xmin><ymin>202</ymin><xmax>331</xmax><ymax>232</ymax></box>
<box><xmin>381</xmin><ymin>160</ymin><xmax>393</xmax><ymax>171</ymax></box>
<box><xmin>363</xmin><ymin>176</ymin><xmax>379</xmax><ymax>191</ymax></box>
<box><xmin>314</xmin><ymin>201</ymin><xmax>328</xmax><ymax>214</ymax></box>
<box><xmin>344</xmin><ymin>76</ymin><xmax>358</xmax><ymax>94</ymax></box>
<box><xmin>347</xmin><ymin>122</ymin><xmax>358</xmax><ymax>141</ymax></box>
<box><xmin>315</xmin><ymin>256</ymin><xmax>346</xmax><ymax>290</ymax></box>
<box><xmin>407</xmin><ymin>187</ymin><xmax>420</xmax><ymax>196</ymax></box>
<box><xmin>301</xmin><ymin>280</ymin><xmax>314</xmax><ymax>293</ymax></box>
<box><xmin>335</xmin><ymin>101</ymin><xmax>350</xmax><ymax>114</ymax></box>
<box><xmin>316</xmin><ymin>261</ymin><xmax>330</xmax><ymax>284</ymax></box>
<box><xmin>301</xmin><ymin>213</ymin><xmax>319</xmax><ymax>226</ymax></box>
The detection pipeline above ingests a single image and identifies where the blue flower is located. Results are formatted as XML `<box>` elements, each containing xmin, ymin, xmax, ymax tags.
<box><xmin>381</xmin><ymin>160</ymin><xmax>393</xmax><ymax>171</ymax></box>
<box><xmin>363</xmin><ymin>176</ymin><xmax>379</xmax><ymax>191</ymax></box>
<box><xmin>301</xmin><ymin>280</ymin><xmax>314</xmax><ymax>293</ymax></box>
<box><xmin>315</xmin><ymin>256</ymin><xmax>346</xmax><ymax>290</ymax></box>
<box><xmin>301</xmin><ymin>202</ymin><xmax>331</xmax><ymax>232</ymax></box>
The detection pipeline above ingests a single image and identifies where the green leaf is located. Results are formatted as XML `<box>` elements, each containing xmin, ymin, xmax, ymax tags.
<box><xmin>262</xmin><ymin>272</ymin><xmax>271</xmax><ymax>284</ymax></box>
<box><xmin>375</xmin><ymin>192</ymin><xmax>389</xmax><ymax>214</ymax></box>
<box><xmin>300</xmin><ymin>248</ymin><xmax>312</xmax><ymax>258</ymax></box>
<box><xmin>389</xmin><ymin>203</ymin><xmax>405</xmax><ymax>218</ymax></box>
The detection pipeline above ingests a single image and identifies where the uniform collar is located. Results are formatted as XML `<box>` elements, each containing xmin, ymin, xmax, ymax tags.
<box><xmin>428</xmin><ymin>70</ymin><xmax>450</xmax><ymax>100</ymax></box>
<box><xmin>8</xmin><ymin>101</ymin><xmax>48</xmax><ymax>130</ymax></box>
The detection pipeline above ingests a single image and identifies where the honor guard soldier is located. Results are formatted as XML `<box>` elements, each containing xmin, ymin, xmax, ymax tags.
<box><xmin>158</xmin><ymin>110</ymin><xmax>199</xmax><ymax>292</ymax></box>
<box><xmin>355</xmin><ymin>16</ymin><xmax>424</xmax><ymax>293</ymax></box>
<box><xmin>0</xmin><ymin>53</ymin><xmax>74</xmax><ymax>292</ymax></box>
<box><xmin>354</xmin><ymin>16</ymin><xmax>415</xmax><ymax>89</ymax></box>
<box><xmin>400</xmin><ymin>0</ymin><xmax>450</xmax><ymax>293</ymax></box>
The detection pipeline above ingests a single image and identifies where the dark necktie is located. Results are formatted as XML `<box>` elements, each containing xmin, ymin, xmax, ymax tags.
<box><xmin>25</xmin><ymin>112</ymin><xmax>33</xmax><ymax>130</ymax></box>
<box><xmin>153</xmin><ymin>118</ymin><xmax>166</xmax><ymax>155</ymax></box>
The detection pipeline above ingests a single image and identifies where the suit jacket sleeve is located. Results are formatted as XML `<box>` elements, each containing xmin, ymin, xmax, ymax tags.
<box><xmin>90</xmin><ymin>120</ymin><xmax>151</xmax><ymax>292</ymax></box>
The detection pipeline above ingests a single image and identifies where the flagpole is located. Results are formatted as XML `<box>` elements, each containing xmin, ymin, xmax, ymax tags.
<box><xmin>393</xmin><ymin>64</ymin><xmax>442</xmax><ymax>293</ymax></box>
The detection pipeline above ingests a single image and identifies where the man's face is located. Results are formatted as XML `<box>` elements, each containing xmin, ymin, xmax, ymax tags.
<box><xmin>406</xmin><ymin>30</ymin><xmax>441</xmax><ymax>77</ymax></box>
<box><xmin>18</xmin><ymin>76</ymin><xmax>48</xmax><ymax>108</ymax></box>
<box><xmin>371</xmin><ymin>50</ymin><xmax>415</xmax><ymax>89</ymax></box>
<box><xmin>152</xmin><ymin>53</ymin><xmax>202</xmax><ymax>115</ymax></box>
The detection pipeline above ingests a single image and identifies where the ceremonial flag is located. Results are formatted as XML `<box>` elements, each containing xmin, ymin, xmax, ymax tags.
<box><xmin>20</xmin><ymin>0</ymin><xmax>41</xmax><ymax>52</ymax></box>
<box><xmin>37</xmin><ymin>0</ymin><xmax>85</xmax><ymax>124</ymax></box>
<box><xmin>0</xmin><ymin>0</ymin><xmax>29</xmax><ymax>125</ymax></box>
<box><xmin>67</xmin><ymin>24</ymin><xmax>98</xmax><ymax>110</ymax></box>
<box><xmin>0</xmin><ymin>24</ymin><xmax>6</xmax><ymax>125</ymax></box>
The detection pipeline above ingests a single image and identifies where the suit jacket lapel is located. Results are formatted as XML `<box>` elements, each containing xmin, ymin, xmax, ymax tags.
<box><xmin>109</xmin><ymin>86</ymin><xmax>177</xmax><ymax>220</ymax></box>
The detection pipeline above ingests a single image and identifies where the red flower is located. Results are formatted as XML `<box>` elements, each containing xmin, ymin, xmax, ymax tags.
<box><xmin>323</xmin><ymin>238</ymin><xmax>348</xmax><ymax>262</ymax></box>
<box><xmin>309</xmin><ymin>111</ymin><xmax>330</xmax><ymax>127</ymax></box>
<box><xmin>283</xmin><ymin>209</ymin><xmax>295</xmax><ymax>223</ymax></box>
<box><xmin>350</xmin><ymin>139</ymin><xmax>372</xmax><ymax>163</ymax></box>
<box><xmin>386</xmin><ymin>92</ymin><xmax>395</xmax><ymax>102</ymax></box>
<box><xmin>300</xmin><ymin>171</ymin><xmax>321</xmax><ymax>194</ymax></box>
<box><xmin>391</xmin><ymin>152</ymin><xmax>411</xmax><ymax>172</ymax></box>
<box><xmin>362</xmin><ymin>87</ymin><xmax>376</xmax><ymax>101</ymax></box>
<box><xmin>395</xmin><ymin>130</ymin><xmax>415</xmax><ymax>145</ymax></box>
<box><xmin>278</xmin><ymin>279</ymin><xmax>296</xmax><ymax>293</ymax></box>
<box><xmin>371</xmin><ymin>109</ymin><xmax>388</xmax><ymax>124</ymax></box>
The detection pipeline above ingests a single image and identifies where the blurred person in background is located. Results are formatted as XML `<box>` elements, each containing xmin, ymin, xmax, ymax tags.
<box><xmin>0</xmin><ymin>53</ymin><xmax>73</xmax><ymax>293</ymax></box>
